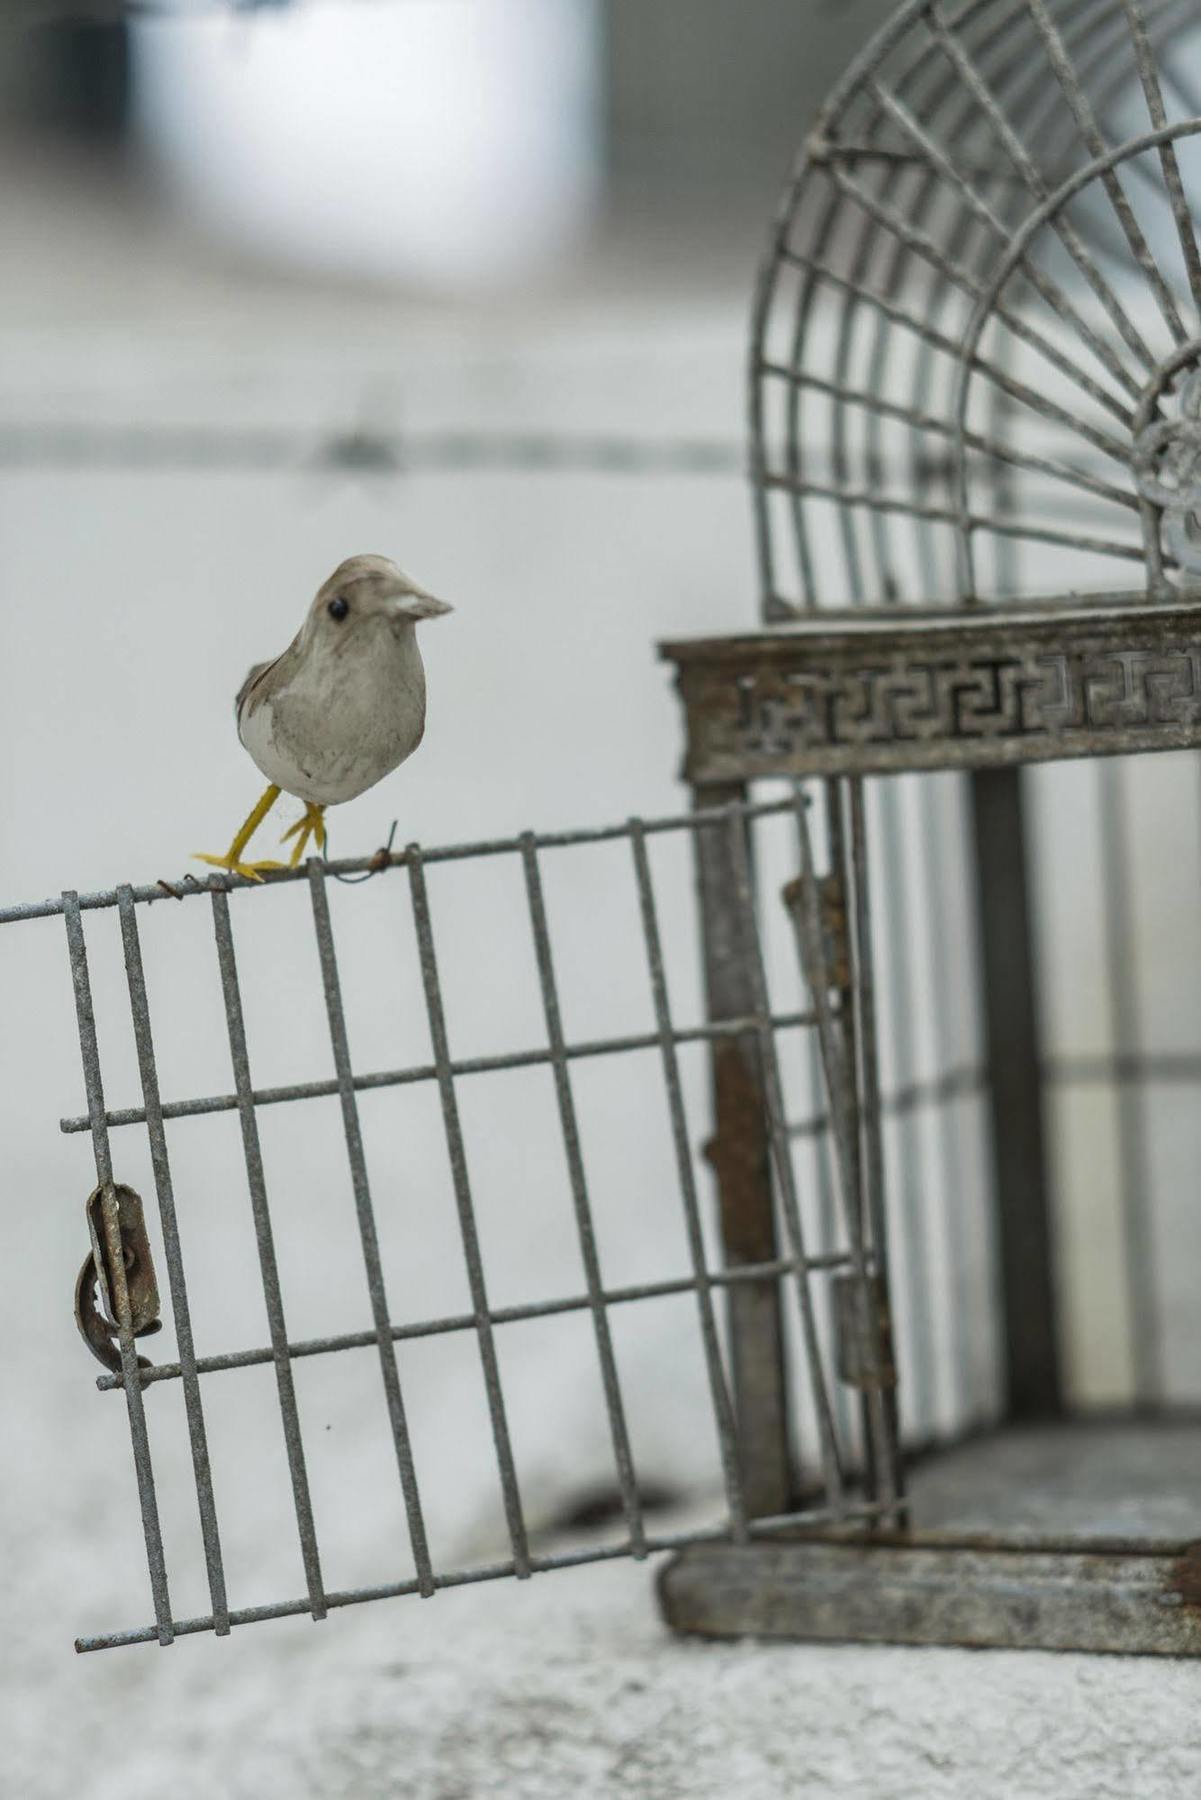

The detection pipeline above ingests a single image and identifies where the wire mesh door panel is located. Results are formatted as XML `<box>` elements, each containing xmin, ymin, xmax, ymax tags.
<box><xmin>35</xmin><ymin>797</ymin><xmax>903</xmax><ymax>1651</ymax></box>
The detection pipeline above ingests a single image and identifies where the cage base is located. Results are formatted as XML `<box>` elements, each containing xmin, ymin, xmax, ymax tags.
<box><xmin>659</xmin><ymin>1420</ymin><xmax>1201</xmax><ymax>1655</ymax></box>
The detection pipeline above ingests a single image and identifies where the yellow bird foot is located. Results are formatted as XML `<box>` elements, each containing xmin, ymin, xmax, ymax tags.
<box><xmin>280</xmin><ymin>802</ymin><xmax>327</xmax><ymax>868</ymax></box>
<box><xmin>193</xmin><ymin>852</ymin><xmax>287</xmax><ymax>883</ymax></box>
<box><xmin>193</xmin><ymin>782</ymin><xmax>285</xmax><ymax>882</ymax></box>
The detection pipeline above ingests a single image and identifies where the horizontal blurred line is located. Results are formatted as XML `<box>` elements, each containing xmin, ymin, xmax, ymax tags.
<box><xmin>0</xmin><ymin>423</ymin><xmax>745</xmax><ymax>478</ymax></box>
<box><xmin>1044</xmin><ymin>1050</ymin><xmax>1201</xmax><ymax>1086</ymax></box>
<box><xmin>787</xmin><ymin>1049</ymin><xmax>1201</xmax><ymax>1144</ymax></box>
<box><xmin>789</xmin><ymin>1062</ymin><xmax>987</xmax><ymax>1138</ymax></box>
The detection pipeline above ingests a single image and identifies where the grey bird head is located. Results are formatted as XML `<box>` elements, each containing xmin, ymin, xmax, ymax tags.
<box><xmin>303</xmin><ymin>553</ymin><xmax>452</xmax><ymax>654</ymax></box>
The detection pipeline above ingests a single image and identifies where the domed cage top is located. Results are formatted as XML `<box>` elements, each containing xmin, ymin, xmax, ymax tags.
<box><xmin>750</xmin><ymin>0</ymin><xmax>1201</xmax><ymax>616</ymax></box>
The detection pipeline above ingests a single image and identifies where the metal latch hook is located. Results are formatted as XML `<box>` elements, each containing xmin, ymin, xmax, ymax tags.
<box><xmin>74</xmin><ymin>1182</ymin><xmax>162</xmax><ymax>1375</ymax></box>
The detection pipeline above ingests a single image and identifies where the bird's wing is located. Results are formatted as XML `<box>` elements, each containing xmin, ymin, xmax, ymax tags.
<box><xmin>235</xmin><ymin>659</ymin><xmax>277</xmax><ymax>725</ymax></box>
<box><xmin>235</xmin><ymin>629</ymin><xmax>303</xmax><ymax>730</ymax></box>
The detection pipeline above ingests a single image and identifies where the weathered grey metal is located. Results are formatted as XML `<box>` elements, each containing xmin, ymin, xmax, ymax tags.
<box><xmin>749</xmin><ymin>0</ymin><xmax>1201</xmax><ymax>615</ymax></box>
<box><xmin>74</xmin><ymin>1182</ymin><xmax>161</xmax><ymax>1375</ymax></box>
<box><xmin>63</xmin><ymin>895</ymin><xmax>175</xmax><ymax>1647</ymax></box>
<box><xmin>117</xmin><ymin>892</ymin><xmax>231</xmax><ymax>1634</ymax></box>
<box><xmin>630</xmin><ymin>817</ymin><xmax>751</xmax><ymax>1537</ymax></box>
<box><xmin>752</xmin><ymin>0</ymin><xmax>1201</xmax><ymax>615</ymax></box>
<box><xmin>662</xmin><ymin>597</ymin><xmax>1201</xmax><ymax>783</ymax></box>
<box><xmin>209</xmin><ymin>884</ymin><xmax>329</xmax><ymax>1621</ymax></box>
<box><xmin>658</xmin><ymin>1538</ymin><xmax>1201</xmax><ymax>1654</ymax></box>
<box><xmin>74</xmin><ymin>1499</ymin><xmax>892</xmax><ymax>1654</ymax></box>
<box><xmin>787</xmin><ymin>786</ymin><xmax>901</xmax><ymax>1511</ymax></box>
<box><xmin>5</xmin><ymin>795</ymin><xmax>804</xmax><ymax>929</ymax></box>
<box><xmin>689</xmin><ymin>785</ymin><xmax>795</xmax><ymax>1519</ymax></box>
<box><xmin>44</xmin><ymin>799</ymin><xmax>910</xmax><ymax>1650</ymax></box>
<box><xmin>93</xmin><ymin>1252</ymin><xmax>850</xmax><ymax>1395</ymax></box>
<box><xmin>662</xmin><ymin>1416</ymin><xmax>1201</xmax><ymax>1652</ymax></box>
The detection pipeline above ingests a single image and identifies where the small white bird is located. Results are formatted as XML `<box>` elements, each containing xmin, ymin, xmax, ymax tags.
<box><xmin>196</xmin><ymin>553</ymin><xmax>452</xmax><ymax>880</ymax></box>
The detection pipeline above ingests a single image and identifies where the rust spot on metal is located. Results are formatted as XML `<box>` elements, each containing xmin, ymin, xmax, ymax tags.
<box><xmin>704</xmin><ymin>1040</ymin><xmax>774</xmax><ymax>1264</ymax></box>
<box><xmin>1168</xmin><ymin>1542</ymin><xmax>1201</xmax><ymax>1610</ymax></box>
<box><xmin>784</xmin><ymin>872</ymin><xmax>851</xmax><ymax>992</ymax></box>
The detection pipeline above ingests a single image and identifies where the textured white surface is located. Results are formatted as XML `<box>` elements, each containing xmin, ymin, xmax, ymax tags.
<box><xmin>8</xmin><ymin>1514</ymin><xmax>1201</xmax><ymax>1800</ymax></box>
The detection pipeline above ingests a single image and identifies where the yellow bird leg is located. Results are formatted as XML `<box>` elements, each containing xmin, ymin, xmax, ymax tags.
<box><xmin>280</xmin><ymin>802</ymin><xmax>327</xmax><ymax>868</ymax></box>
<box><xmin>194</xmin><ymin>783</ymin><xmax>287</xmax><ymax>882</ymax></box>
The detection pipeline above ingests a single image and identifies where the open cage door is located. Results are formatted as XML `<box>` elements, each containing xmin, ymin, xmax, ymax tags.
<box><xmin>43</xmin><ymin>789</ymin><xmax>913</xmax><ymax>1654</ymax></box>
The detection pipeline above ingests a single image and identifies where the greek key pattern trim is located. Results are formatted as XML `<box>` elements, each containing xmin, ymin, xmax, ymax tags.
<box><xmin>666</xmin><ymin>612</ymin><xmax>1201</xmax><ymax>780</ymax></box>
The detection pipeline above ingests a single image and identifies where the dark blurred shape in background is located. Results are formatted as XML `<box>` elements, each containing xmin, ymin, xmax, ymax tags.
<box><xmin>21</xmin><ymin>21</ymin><xmax>130</xmax><ymax>146</ymax></box>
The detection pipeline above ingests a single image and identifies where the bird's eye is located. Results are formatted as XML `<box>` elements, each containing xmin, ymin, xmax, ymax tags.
<box><xmin>328</xmin><ymin>596</ymin><xmax>349</xmax><ymax>621</ymax></box>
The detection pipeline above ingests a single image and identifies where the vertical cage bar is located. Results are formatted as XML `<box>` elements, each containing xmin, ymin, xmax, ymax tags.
<box><xmin>798</xmin><ymin>780</ymin><xmax>876</xmax><ymax>1475</ymax></box>
<box><xmin>117</xmin><ymin>888</ymin><xmax>229</xmax><ymax>1634</ymax></box>
<box><xmin>690</xmin><ymin>782</ymin><xmax>794</xmax><ymax>1517</ymax></box>
<box><xmin>788</xmin><ymin>782</ymin><xmax>854</xmax><ymax>1452</ymax></box>
<box><xmin>209</xmin><ymin>884</ymin><xmax>328</xmax><ymax>1619</ymax></box>
<box><xmin>405</xmin><ymin>847</ymin><xmax>531</xmax><ymax>1575</ymax></box>
<box><xmin>790</xmin><ymin>797</ymin><xmax>896</xmax><ymax>1510</ymax></box>
<box><xmin>847</xmin><ymin>778</ymin><xmax>903</xmax><ymax>1502</ymax></box>
<box><xmin>518</xmin><ymin>835</ymin><xmax>647</xmax><ymax>1555</ymax></box>
<box><xmin>629</xmin><ymin>820</ymin><xmax>749</xmax><ymax>1539</ymax></box>
<box><xmin>820</xmin><ymin>777</ymin><xmax>865</xmax><ymax>1230</ymax></box>
<box><xmin>306</xmin><ymin>863</ymin><xmax>435</xmax><ymax>1593</ymax></box>
<box><xmin>1098</xmin><ymin>760</ymin><xmax>1162</xmax><ymax>1403</ymax></box>
<box><xmin>63</xmin><ymin>891</ymin><xmax>174</xmax><ymax>1647</ymax></box>
<box><xmin>969</xmin><ymin>766</ymin><xmax>1062</xmax><ymax>1417</ymax></box>
<box><xmin>723</xmin><ymin>810</ymin><xmax>846</xmax><ymax>1511</ymax></box>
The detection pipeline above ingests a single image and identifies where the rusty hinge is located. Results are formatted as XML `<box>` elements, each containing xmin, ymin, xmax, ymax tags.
<box><xmin>782</xmin><ymin>872</ymin><xmax>851</xmax><ymax>993</ymax></box>
<box><xmin>833</xmin><ymin>1272</ymin><xmax>897</xmax><ymax>1391</ymax></box>
<box><xmin>74</xmin><ymin>1182</ymin><xmax>161</xmax><ymax>1375</ymax></box>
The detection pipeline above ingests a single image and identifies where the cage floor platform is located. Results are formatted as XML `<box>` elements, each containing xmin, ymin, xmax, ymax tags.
<box><xmin>909</xmin><ymin>1417</ymin><xmax>1201</xmax><ymax>1541</ymax></box>
<box><xmin>660</xmin><ymin>1419</ymin><xmax>1201</xmax><ymax>1656</ymax></box>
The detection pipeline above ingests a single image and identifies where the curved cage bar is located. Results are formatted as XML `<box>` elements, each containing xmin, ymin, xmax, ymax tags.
<box><xmin>750</xmin><ymin>0</ymin><xmax>1201</xmax><ymax>616</ymax></box>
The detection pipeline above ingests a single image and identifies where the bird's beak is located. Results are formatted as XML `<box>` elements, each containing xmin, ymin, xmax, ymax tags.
<box><xmin>394</xmin><ymin>588</ymin><xmax>453</xmax><ymax>621</ymax></box>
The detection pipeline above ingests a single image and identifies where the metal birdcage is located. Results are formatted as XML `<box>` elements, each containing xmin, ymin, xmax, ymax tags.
<box><xmin>658</xmin><ymin>0</ymin><xmax>1201</xmax><ymax>1652</ymax></box>
<box><xmin>21</xmin><ymin>0</ymin><xmax>1201</xmax><ymax>1659</ymax></box>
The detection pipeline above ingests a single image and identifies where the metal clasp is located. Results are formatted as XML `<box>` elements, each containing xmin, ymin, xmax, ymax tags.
<box><xmin>74</xmin><ymin>1182</ymin><xmax>161</xmax><ymax>1374</ymax></box>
